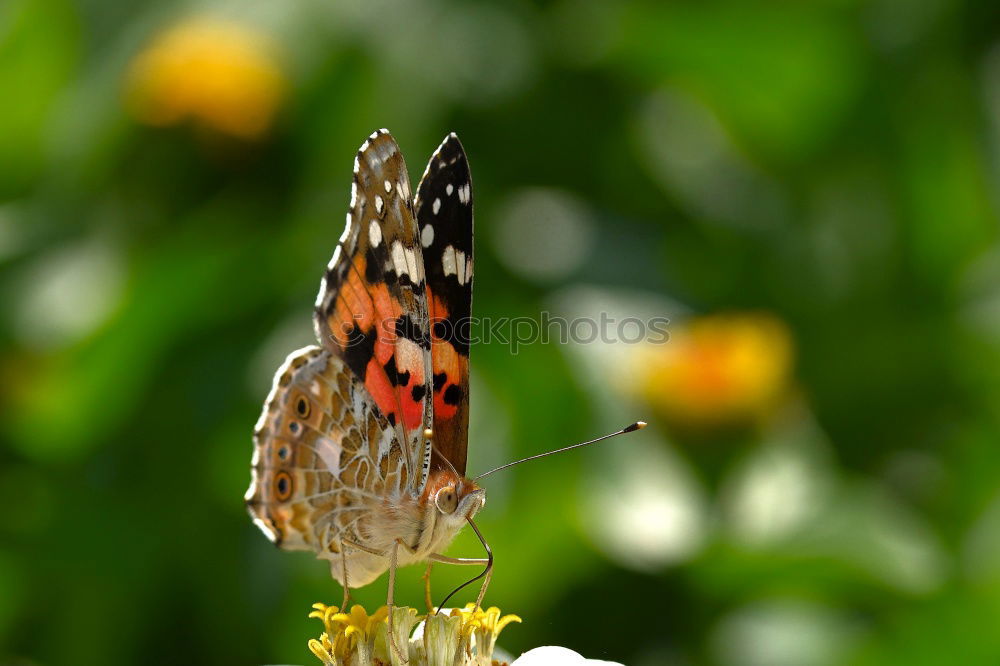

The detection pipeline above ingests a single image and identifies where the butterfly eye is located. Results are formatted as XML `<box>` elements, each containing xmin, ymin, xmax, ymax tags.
<box><xmin>435</xmin><ymin>486</ymin><xmax>458</xmax><ymax>514</ymax></box>
<box><xmin>274</xmin><ymin>471</ymin><xmax>293</xmax><ymax>501</ymax></box>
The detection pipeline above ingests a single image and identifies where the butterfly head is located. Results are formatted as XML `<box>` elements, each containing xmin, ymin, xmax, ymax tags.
<box><xmin>426</xmin><ymin>470</ymin><xmax>485</xmax><ymax>527</ymax></box>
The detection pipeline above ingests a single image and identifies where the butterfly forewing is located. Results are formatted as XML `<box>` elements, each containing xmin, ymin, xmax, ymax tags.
<box><xmin>414</xmin><ymin>133</ymin><xmax>473</xmax><ymax>476</ymax></box>
<box><xmin>313</xmin><ymin>129</ymin><xmax>434</xmax><ymax>485</ymax></box>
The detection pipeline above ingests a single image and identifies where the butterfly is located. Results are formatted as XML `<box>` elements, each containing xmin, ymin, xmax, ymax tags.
<box><xmin>245</xmin><ymin>129</ymin><xmax>487</xmax><ymax>606</ymax></box>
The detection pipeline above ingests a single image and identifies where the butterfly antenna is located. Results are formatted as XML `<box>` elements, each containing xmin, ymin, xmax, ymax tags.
<box><xmin>435</xmin><ymin>516</ymin><xmax>493</xmax><ymax>613</ymax></box>
<box><xmin>473</xmin><ymin>421</ymin><xmax>646</xmax><ymax>481</ymax></box>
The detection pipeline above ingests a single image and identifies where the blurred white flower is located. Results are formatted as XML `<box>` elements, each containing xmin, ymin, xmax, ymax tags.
<box><xmin>711</xmin><ymin>599</ymin><xmax>860</xmax><ymax>666</ymax></box>
<box><xmin>11</xmin><ymin>236</ymin><xmax>124</xmax><ymax>349</ymax></box>
<box><xmin>722</xmin><ymin>428</ymin><xmax>833</xmax><ymax>546</ymax></box>
<box><xmin>584</xmin><ymin>432</ymin><xmax>707</xmax><ymax>570</ymax></box>
<box><xmin>494</xmin><ymin>188</ymin><xmax>595</xmax><ymax>283</ymax></box>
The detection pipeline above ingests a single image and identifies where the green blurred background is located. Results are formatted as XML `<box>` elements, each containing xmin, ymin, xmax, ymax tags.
<box><xmin>3</xmin><ymin>0</ymin><xmax>1000</xmax><ymax>664</ymax></box>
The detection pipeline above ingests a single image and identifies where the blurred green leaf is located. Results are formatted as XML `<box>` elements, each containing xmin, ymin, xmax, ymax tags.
<box><xmin>0</xmin><ymin>0</ymin><xmax>79</xmax><ymax>194</ymax></box>
<box><xmin>616</xmin><ymin>2</ymin><xmax>865</xmax><ymax>162</ymax></box>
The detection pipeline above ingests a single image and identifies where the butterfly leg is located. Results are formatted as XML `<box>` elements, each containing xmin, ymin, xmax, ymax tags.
<box><xmin>387</xmin><ymin>540</ymin><xmax>398</xmax><ymax>607</ymax></box>
<box><xmin>386</xmin><ymin>540</ymin><xmax>408</xmax><ymax>664</ymax></box>
<box><xmin>475</xmin><ymin>564</ymin><xmax>493</xmax><ymax>612</ymax></box>
<box><xmin>340</xmin><ymin>537</ymin><xmax>386</xmax><ymax>556</ymax></box>
<box><xmin>427</xmin><ymin>553</ymin><xmax>493</xmax><ymax>611</ymax></box>
<box><xmin>427</xmin><ymin>553</ymin><xmax>490</xmax><ymax>565</ymax></box>
<box><xmin>423</xmin><ymin>562</ymin><xmax>434</xmax><ymax>613</ymax></box>
<box><xmin>340</xmin><ymin>540</ymin><xmax>351</xmax><ymax>610</ymax></box>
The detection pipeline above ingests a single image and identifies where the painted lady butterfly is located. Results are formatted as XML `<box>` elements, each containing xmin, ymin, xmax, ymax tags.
<box><xmin>245</xmin><ymin>130</ymin><xmax>486</xmax><ymax>602</ymax></box>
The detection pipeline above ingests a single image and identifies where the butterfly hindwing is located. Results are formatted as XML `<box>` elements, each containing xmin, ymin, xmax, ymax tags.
<box><xmin>313</xmin><ymin>129</ymin><xmax>434</xmax><ymax>487</ymax></box>
<box><xmin>246</xmin><ymin>347</ymin><xmax>405</xmax><ymax>546</ymax></box>
<box><xmin>414</xmin><ymin>133</ymin><xmax>473</xmax><ymax>476</ymax></box>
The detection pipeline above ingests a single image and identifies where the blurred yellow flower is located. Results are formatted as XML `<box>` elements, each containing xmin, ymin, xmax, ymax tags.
<box><xmin>633</xmin><ymin>312</ymin><xmax>794</xmax><ymax>427</ymax></box>
<box><xmin>126</xmin><ymin>17</ymin><xmax>286</xmax><ymax>139</ymax></box>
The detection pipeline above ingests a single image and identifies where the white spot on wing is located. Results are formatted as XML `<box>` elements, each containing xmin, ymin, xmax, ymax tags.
<box><xmin>314</xmin><ymin>274</ymin><xmax>328</xmax><ymax>307</ymax></box>
<box><xmin>459</xmin><ymin>183</ymin><xmax>470</xmax><ymax>204</ymax></box>
<box><xmin>375</xmin><ymin>195</ymin><xmax>384</xmax><ymax>215</ymax></box>
<box><xmin>446</xmin><ymin>183</ymin><xmax>454</xmax><ymax>196</ymax></box>
<box><xmin>405</xmin><ymin>246</ymin><xmax>418</xmax><ymax>280</ymax></box>
<box><xmin>421</xmin><ymin>224</ymin><xmax>435</xmax><ymax>248</ymax></box>
<box><xmin>442</xmin><ymin>245</ymin><xmax>457</xmax><ymax>277</ymax></box>
<box><xmin>326</xmin><ymin>244</ymin><xmax>341</xmax><ymax>270</ymax></box>
<box><xmin>377</xmin><ymin>425</ymin><xmax>395</xmax><ymax>459</ymax></box>
<box><xmin>384</xmin><ymin>180</ymin><xmax>392</xmax><ymax>194</ymax></box>
<box><xmin>392</xmin><ymin>241</ymin><xmax>407</xmax><ymax>276</ymax></box>
<box><xmin>432</xmin><ymin>198</ymin><xmax>441</xmax><ymax>215</ymax></box>
<box><xmin>315</xmin><ymin>435</ymin><xmax>343</xmax><ymax>475</ymax></box>
<box><xmin>456</xmin><ymin>249</ymin><xmax>467</xmax><ymax>284</ymax></box>
<box><xmin>368</xmin><ymin>220</ymin><xmax>382</xmax><ymax>247</ymax></box>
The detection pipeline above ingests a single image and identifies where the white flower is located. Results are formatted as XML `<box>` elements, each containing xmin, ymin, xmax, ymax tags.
<box><xmin>511</xmin><ymin>645</ymin><xmax>624</xmax><ymax>666</ymax></box>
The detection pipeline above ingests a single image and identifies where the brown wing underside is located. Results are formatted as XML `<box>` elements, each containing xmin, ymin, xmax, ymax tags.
<box><xmin>245</xmin><ymin>346</ymin><xmax>411</xmax><ymax>555</ymax></box>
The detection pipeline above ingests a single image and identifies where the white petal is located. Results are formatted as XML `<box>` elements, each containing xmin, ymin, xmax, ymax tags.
<box><xmin>511</xmin><ymin>646</ymin><xmax>623</xmax><ymax>666</ymax></box>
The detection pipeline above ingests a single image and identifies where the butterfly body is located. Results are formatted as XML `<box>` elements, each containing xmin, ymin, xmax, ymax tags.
<box><xmin>246</xmin><ymin>129</ymin><xmax>479</xmax><ymax>590</ymax></box>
